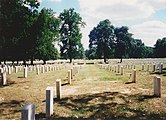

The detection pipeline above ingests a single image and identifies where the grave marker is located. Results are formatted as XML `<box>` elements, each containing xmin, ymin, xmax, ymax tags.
<box><xmin>56</xmin><ymin>79</ymin><xmax>61</xmax><ymax>100</ymax></box>
<box><xmin>46</xmin><ymin>86</ymin><xmax>54</xmax><ymax>117</ymax></box>
<box><xmin>21</xmin><ymin>103</ymin><xmax>35</xmax><ymax>120</ymax></box>
<box><xmin>154</xmin><ymin>76</ymin><xmax>161</xmax><ymax>97</ymax></box>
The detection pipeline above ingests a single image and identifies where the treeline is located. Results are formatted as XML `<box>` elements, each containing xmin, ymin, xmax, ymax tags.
<box><xmin>0</xmin><ymin>1</ymin><xmax>166</xmax><ymax>64</ymax></box>
<box><xmin>86</xmin><ymin>19</ymin><xmax>166</xmax><ymax>62</ymax></box>
<box><xmin>0</xmin><ymin>0</ymin><xmax>84</xmax><ymax>65</ymax></box>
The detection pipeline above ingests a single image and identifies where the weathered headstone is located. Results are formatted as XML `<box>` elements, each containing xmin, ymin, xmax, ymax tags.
<box><xmin>71</xmin><ymin>68</ymin><xmax>73</xmax><ymax>79</ymax></box>
<box><xmin>42</xmin><ymin>66</ymin><xmax>45</xmax><ymax>73</ymax></box>
<box><xmin>159</xmin><ymin>63</ymin><xmax>163</xmax><ymax>73</ymax></box>
<box><xmin>154</xmin><ymin>76</ymin><xmax>161</xmax><ymax>97</ymax></box>
<box><xmin>56</xmin><ymin>79</ymin><xmax>61</xmax><ymax>100</ymax></box>
<box><xmin>1</xmin><ymin>72</ymin><xmax>7</xmax><ymax>85</ymax></box>
<box><xmin>152</xmin><ymin>64</ymin><xmax>155</xmax><ymax>72</ymax></box>
<box><xmin>24</xmin><ymin>67</ymin><xmax>28</xmax><ymax>78</ymax></box>
<box><xmin>8</xmin><ymin>66</ymin><xmax>11</xmax><ymax>74</ymax></box>
<box><xmin>15</xmin><ymin>66</ymin><xmax>18</xmax><ymax>73</ymax></box>
<box><xmin>68</xmin><ymin>70</ymin><xmax>71</xmax><ymax>84</ymax></box>
<box><xmin>146</xmin><ymin>64</ymin><xmax>149</xmax><ymax>71</ymax></box>
<box><xmin>120</xmin><ymin>66</ymin><xmax>123</xmax><ymax>75</ymax></box>
<box><xmin>117</xmin><ymin>65</ymin><xmax>120</xmax><ymax>73</ymax></box>
<box><xmin>46</xmin><ymin>86</ymin><xmax>54</xmax><ymax>117</ymax></box>
<box><xmin>21</xmin><ymin>103</ymin><xmax>35</xmax><ymax>120</ymax></box>
<box><xmin>36</xmin><ymin>66</ymin><xmax>40</xmax><ymax>75</ymax></box>
<box><xmin>142</xmin><ymin>64</ymin><xmax>144</xmax><ymax>71</ymax></box>
<box><xmin>132</xmin><ymin>69</ymin><xmax>136</xmax><ymax>83</ymax></box>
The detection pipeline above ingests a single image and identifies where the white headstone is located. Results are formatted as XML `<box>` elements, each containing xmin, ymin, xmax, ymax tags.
<box><xmin>154</xmin><ymin>76</ymin><xmax>161</xmax><ymax>97</ymax></box>
<box><xmin>56</xmin><ymin>79</ymin><xmax>61</xmax><ymax>100</ymax></box>
<box><xmin>21</xmin><ymin>103</ymin><xmax>35</xmax><ymax>120</ymax></box>
<box><xmin>46</xmin><ymin>86</ymin><xmax>54</xmax><ymax>117</ymax></box>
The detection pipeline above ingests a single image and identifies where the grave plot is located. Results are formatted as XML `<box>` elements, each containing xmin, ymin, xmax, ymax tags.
<box><xmin>0</xmin><ymin>62</ymin><xmax>166</xmax><ymax>120</ymax></box>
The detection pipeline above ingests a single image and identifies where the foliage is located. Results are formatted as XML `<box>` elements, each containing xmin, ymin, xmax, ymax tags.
<box><xmin>114</xmin><ymin>26</ymin><xmax>133</xmax><ymax>62</ymax></box>
<box><xmin>89</xmin><ymin>19</ymin><xmax>115</xmax><ymax>62</ymax></box>
<box><xmin>59</xmin><ymin>8</ymin><xmax>85</xmax><ymax>62</ymax></box>
<box><xmin>0</xmin><ymin>0</ymin><xmax>60</xmax><ymax>64</ymax></box>
<box><xmin>35</xmin><ymin>8</ymin><xmax>60</xmax><ymax>64</ymax></box>
<box><xmin>154</xmin><ymin>37</ymin><xmax>166</xmax><ymax>58</ymax></box>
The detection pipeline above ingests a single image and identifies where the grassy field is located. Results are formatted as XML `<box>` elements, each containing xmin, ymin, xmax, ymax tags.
<box><xmin>0</xmin><ymin>63</ymin><xmax>166</xmax><ymax>120</ymax></box>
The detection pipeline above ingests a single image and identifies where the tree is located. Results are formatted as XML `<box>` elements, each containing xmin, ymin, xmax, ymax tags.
<box><xmin>89</xmin><ymin>19</ymin><xmax>115</xmax><ymax>63</ymax></box>
<box><xmin>59</xmin><ymin>8</ymin><xmax>85</xmax><ymax>63</ymax></box>
<box><xmin>114</xmin><ymin>26</ymin><xmax>133</xmax><ymax>62</ymax></box>
<box><xmin>34</xmin><ymin>8</ymin><xmax>60</xmax><ymax>64</ymax></box>
<box><xmin>154</xmin><ymin>37</ymin><xmax>166</xmax><ymax>58</ymax></box>
<box><xmin>0</xmin><ymin>0</ymin><xmax>40</xmax><ymax>64</ymax></box>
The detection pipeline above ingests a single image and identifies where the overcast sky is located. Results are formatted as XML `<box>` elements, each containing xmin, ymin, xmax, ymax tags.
<box><xmin>39</xmin><ymin>0</ymin><xmax>166</xmax><ymax>49</ymax></box>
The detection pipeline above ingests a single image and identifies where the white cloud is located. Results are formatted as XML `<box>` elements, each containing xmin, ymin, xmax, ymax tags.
<box><xmin>130</xmin><ymin>21</ymin><xmax>166</xmax><ymax>46</ymax></box>
<box><xmin>78</xmin><ymin>0</ymin><xmax>166</xmax><ymax>49</ymax></box>
<box><xmin>78</xmin><ymin>0</ymin><xmax>166</xmax><ymax>21</ymax></box>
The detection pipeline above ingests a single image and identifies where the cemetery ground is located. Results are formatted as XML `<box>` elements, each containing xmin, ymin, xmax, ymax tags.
<box><xmin>0</xmin><ymin>63</ymin><xmax>166</xmax><ymax>119</ymax></box>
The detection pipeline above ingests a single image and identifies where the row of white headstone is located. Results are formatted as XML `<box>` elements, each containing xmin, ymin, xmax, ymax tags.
<box><xmin>0</xmin><ymin>64</ymin><xmax>67</xmax><ymax>86</ymax></box>
<box><xmin>21</xmin><ymin>66</ymin><xmax>81</xmax><ymax>119</ymax></box>
<box><xmin>98</xmin><ymin>64</ymin><xmax>124</xmax><ymax>75</ymax></box>
<box><xmin>98</xmin><ymin>64</ymin><xmax>161</xmax><ymax>98</ymax></box>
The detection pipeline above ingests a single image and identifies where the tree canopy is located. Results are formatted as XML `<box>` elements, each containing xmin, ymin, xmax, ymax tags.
<box><xmin>154</xmin><ymin>37</ymin><xmax>166</xmax><ymax>58</ymax></box>
<box><xmin>0</xmin><ymin>0</ymin><xmax>60</xmax><ymax>64</ymax></box>
<box><xmin>89</xmin><ymin>19</ymin><xmax>115</xmax><ymax>62</ymax></box>
<box><xmin>59</xmin><ymin>8</ymin><xmax>85</xmax><ymax>63</ymax></box>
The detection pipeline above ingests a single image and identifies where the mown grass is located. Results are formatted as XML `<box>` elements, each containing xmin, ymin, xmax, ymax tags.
<box><xmin>0</xmin><ymin>62</ymin><xmax>166</xmax><ymax>120</ymax></box>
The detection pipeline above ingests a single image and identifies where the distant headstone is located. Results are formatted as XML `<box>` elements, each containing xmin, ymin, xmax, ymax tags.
<box><xmin>56</xmin><ymin>79</ymin><xmax>61</xmax><ymax>100</ymax></box>
<box><xmin>159</xmin><ymin>63</ymin><xmax>163</xmax><ymax>73</ymax></box>
<box><xmin>117</xmin><ymin>65</ymin><xmax>120</xmax><ymax>73</ymax></box>
<box><xmin>120</xmin><ymin>66</ymin><xmax>123</xmax><ymax>75</ymax></box>
<box><xmin>146</xmin><ymin>64</ymin><xmax>149</xmax><ymax>71</ymax></box>
<box><xmin>142</xmin><ymin>64</ymin><xmax>144</xmax><ymax>71</ymax></box>
<box><xmin>68</xmin><ymin>70</ymin><xmax>71</xmax><ymax>84</ymax></box>
<box><xmin>1</xmin><ymin>72</ymin><xmax>7</xmax><ymax>85</ymax></box>
<box><xmin>24</xmin><ymin>67</ymin><xmax>28</xmax><ymax>78</ymax></box>
<box><xmin>132</xmin><ymin>69</ymin><xmax>136</xmax><ymax>83</ymax></box>
<box><xmin>152</xmin><ymin>64</ymin><xmax>155</xmax><ymax>72</ymax></box>
<box><xmin>71</xmin><ymin>68</ymin><xmax>73</xmax><ymax>79</ymax></box>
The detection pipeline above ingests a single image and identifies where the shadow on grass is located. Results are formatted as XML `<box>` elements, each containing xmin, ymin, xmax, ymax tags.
<box><xmin>35</xmin><ymin>113</ymin><xmax>46</xmax><ymax>119</ymax></box>
<box><xmin>17</xmin><ymin>76</ymin><xmax>25</xmax><ymax>78</ymax></box>
<box><xmin>0</xmin><ymin>78</ymin><xmax>15</xmax><ymax>88</ymax></box>
<box><xmin>125</xmin><ymin>81</ymin><xmax>134</xmax><ymax>84</ymax></box>
<box><xmin>0</xmin><ymin>100</ymin><xmax>24</xmax><ymax>116</ymax></box>
<box><xmin>150</xmin><ymin>67</ymin><xmax>166</xmax><ymax>76</ymax></box>
<box><xmin>37</xmin><ymin>92</ymin><xmax>166</xmax><ymax>120</ymax></box>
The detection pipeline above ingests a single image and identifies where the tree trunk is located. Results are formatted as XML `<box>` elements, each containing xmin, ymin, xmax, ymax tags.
<box><xmin>43</xmin><ymin>60</ymin><xmax>46</xmax><ymax>65</ymax></box>
<box><xmin>70</xmin><ymin>57</ymin><xmax>72</xmax><ymax>63</ymax></box>
<box><xmin>31</xmin><ymin>59</ymin><xmax>34</xmax><ymax>65</ymax></box>
<box><xmin>104</xmin><ymin>57</ymin><xmax>107</xmax><ymax>63</ymax></box>
<box><xmin>12</xmin><ymin>61</ymin><xmax>14</xmax><ymax>65</ymax></box>
<box><xmin>23</xmin><ymin>60</ymin><xmax>26</xmax><ymax>65</ymax></box>
<box><xmin>120</xmin><ymin>57</ymin><xmax>123</xmax><ymax>63</ymax></box>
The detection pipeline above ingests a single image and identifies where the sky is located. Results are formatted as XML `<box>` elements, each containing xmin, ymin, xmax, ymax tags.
<box><xmin>39</xmin><ymin>0</ymin><xmax>166</xmax><ymax>49</ymax></box>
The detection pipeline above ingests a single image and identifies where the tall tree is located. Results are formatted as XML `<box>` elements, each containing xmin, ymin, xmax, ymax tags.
<box><xmin>114</xmin><ymin>26</ymin><xmax>133</xmax><ymax>62</ymax></box>
<box><xmin>89</xmin><ymin>19</ymin><xmax>115</xmax><ymax>62</ymax></box>
<box><xmin>154</xmin><ymin>37</ymin><xmax>166</xmax><ymax>58</ymax></box>
<box><xmin>0</xmin><ymin>0</ymin><xmax>39</xmax><ymax>64</ymax></box>
<box><xmin>59</xmin><ymin>8</ymin><xmax>85</xmax><ymax>63</ymax></box>
<box><xmin>34</xmin><ymin>8</ymin><xmax>60</xmax><ymax>64</ymax></box>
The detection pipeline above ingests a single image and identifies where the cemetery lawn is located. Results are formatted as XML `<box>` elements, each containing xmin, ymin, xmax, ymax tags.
<box><xmin>0</xmin><ymin>64</ymin><xmax>166</xmax><ymax>120</ymax></box>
